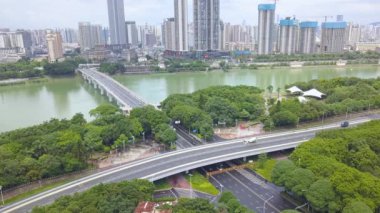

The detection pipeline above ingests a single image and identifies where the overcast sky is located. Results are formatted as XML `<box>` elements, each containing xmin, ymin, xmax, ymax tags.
<box><xmin>1</xmin><ymin>0</ymin><xmax>379</xmax><ymax>30</ymax></box>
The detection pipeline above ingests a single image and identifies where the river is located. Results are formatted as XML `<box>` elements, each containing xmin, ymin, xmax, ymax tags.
<box><xmin>1</xmin><ymin>65</ymin><xmax>379</xmax><ymax>132</ymax></box>
<box><xmin>114</xmin><ymin>65</ymin><xmax>380</xmax><ymax>105</ymax></box>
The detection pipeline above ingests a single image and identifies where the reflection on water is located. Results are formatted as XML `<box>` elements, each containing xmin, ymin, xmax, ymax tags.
<box><xmin>0</xmin><ymin>76</ymin><xmax>108</xmax><ymax>133</ymax></box>
<box><xmin>0</xmin><ymin>65</ymin><xmax>379</xmax><ymax>132</ymax></box>
<box><xmin>114</xmin><ymin>65</ymin><xmax>380</xmax><ymax>105</ymax></box>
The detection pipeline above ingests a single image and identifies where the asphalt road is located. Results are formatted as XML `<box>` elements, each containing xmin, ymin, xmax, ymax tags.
<box><xmin>205</xmin><ymin>163</ymin><xmax>295</xmax><ymax>213</ymax></box>
<box><xmin>1</xmin><ymin>117</ymin><xmax>372</xmax><ymax>213</ymax></box>
<box><xmin>79</xmin><ymin>68</ymin><xmax>146</xmax><ymax>108</ymax></box>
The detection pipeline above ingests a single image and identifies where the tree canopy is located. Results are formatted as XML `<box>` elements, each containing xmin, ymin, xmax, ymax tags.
<box><xmin>272</xmin><ymin>121</ymin><xmax>380</xmax><ymax>211</ymax></box>
<box><xmin>32</xmin><ymin>179</ymin><xmax>155</xmax><ymax>213</ymax></box>
<box><xmin>161</xmin><ymin>85</ymin><xmax>264</xmax><ymax>140</ymax></box>
<box><xmin>0</xmin><ymin>104</ymin><xmax>173</xmax><ymax>189</ymax></box>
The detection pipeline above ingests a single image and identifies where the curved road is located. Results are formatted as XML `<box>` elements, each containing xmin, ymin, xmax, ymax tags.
<box><xmin>1</xmin><ymin>117</ymin><xmax>371</xmax><ymax>212</ymax></box>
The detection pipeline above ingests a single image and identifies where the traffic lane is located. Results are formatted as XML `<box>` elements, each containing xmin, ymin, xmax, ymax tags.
<box><xmin>9</xmin><ymin>138</ymin><xmax>306</xmax><ymax>212</ymax></box>
<box><xmin>206</xmin><ymin>163</ymin><xmax>293</xmax><ymax>211</ymax></box>
<box><xmin>153</xmin><ymin>189</ymin><xmax>177</xmax><ymax>199</ymax></box>
<box><xmin>4</xmin><ymin>127</ymin><xmax>335</xmax><ymax>212</ymax></box>
<box><xmin>212</xmin><ymin>172</ymin><xmax>279</xmax><ymax>213</ymax></box>
<box><xmin>5</xmin><ymin>132</ymin><xmax>313</xmax><ymax>211</ymax></box>
<box><xmin>229</xmin><ymin>170</ymin><xmax>295</xmax><ymax>211</ymax></box>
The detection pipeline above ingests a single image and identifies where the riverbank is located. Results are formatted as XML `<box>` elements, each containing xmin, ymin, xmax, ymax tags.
<box><xmin>0</xmin><ymin>77</ymin><xmax>48</xmax><ymax>86</ymax></box>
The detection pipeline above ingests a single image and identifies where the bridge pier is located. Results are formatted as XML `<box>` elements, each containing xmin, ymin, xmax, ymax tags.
<box><xmin>107</xmin><ymin>93</ymin><xmax>113</xmax><ymax>102</ymax></box>
<box><xmin>78</xmin><ymin>68</ymin><xmax>147</xmax><ymax>115</ymax></box>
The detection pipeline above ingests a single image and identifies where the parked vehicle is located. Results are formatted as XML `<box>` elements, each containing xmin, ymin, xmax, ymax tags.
<box><xmin>341</xmin><ymin>121</ymin><xmax>350</xmax><ymax>128</ymax></box>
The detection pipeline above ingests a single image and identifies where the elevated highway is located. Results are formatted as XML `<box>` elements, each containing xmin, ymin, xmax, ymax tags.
<box><xmin>1</xmin><ymin>117</ymin><xmax>371</xmax><ymax>213</ymax></box>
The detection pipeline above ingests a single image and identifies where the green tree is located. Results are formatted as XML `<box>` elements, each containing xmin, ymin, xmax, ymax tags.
<box><xmin>174</xmin><ymin>198</ymin><xmax>216</xmax><ymax>213</ymax></box>
<box><xmin>306</xmin><ymin>179</ymin><xmax>339</xmax><ymax>212</ymax></box>
<box><xmin>342</xmin><ymin>201</ymin><xmax>372</xmax><ymax>213</ymax></box>
<box><xmin>281</xmin><ymin>210</ymin><xmax>300</xmax><ymax>213</ymax></box>
<box><xmin>89</xmin><ymin>104</ymin><xmax>119</xmax><ymax>118</ymax></box>
<box><xmin>204</xmin><ymin>97</ymin><xmax>239</xmax><ymax>126</ymax></box>
<box><xmin>267</xmin><ymin>85</ymin><xmax>274</xmax><ymax>99</ymax></box>
<box><xmin>271</xmin><ymin>160</ymin><xmax>296</xmax><ymax>187</ymax></box>
<box><xmin>130</xmin><ymin>106</ymin><xmax>170</xmax><ymax>134</ymax></box>
<box><xmin>284</xmin><ymin>168</ymin><xmax>315</xmax><ymax>197</ymax></box>
<box><xmin>155</xmin><ymin>125</ymin><xmax>177</xmax><ymax>146</ymax></box>
<box><xmin>257</xmin><ymin>153</ymin><xmax>268</xmax><ymax>169</ymax></box>
<box><xmin>219</xmin><ymin>191</ymin><xmax>236</xmax><ymax>204</ymax></box>
<box><xmin>272</xmin><ymin>110</ymin><xmax>298</xmax><ymax>127</ymax></box>
<box><xmin>112</xmin><ymin>134</ymin><xmax>130</xmax><ymax>151</ymax></box>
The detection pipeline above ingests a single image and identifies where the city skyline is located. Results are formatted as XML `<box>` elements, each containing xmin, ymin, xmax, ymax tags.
<box><xmin>1</xmin><ymin>0</ymin><xmax>380</xmax><ymax>30</ymax></box>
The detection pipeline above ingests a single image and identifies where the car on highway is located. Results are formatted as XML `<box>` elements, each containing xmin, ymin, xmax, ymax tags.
<box><xmin>243</xmin><ymin>137</ymin><xmax>257</xmax><ymax>144</ymax></box>
<box><xmin>341</xmin><ymin>121</ymin><xmax>350</xmax><ymax>128</ymax></box>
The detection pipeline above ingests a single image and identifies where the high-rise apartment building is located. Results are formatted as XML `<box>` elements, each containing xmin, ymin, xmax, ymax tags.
<box><xmin>279</xmin><ymin>18</ymin><xmax>299</xmax><ymax>55</ymax></box>
<box><xmin>139</xmin><ymin>24</ymin><xmax>158</xmax><ymax>47</ymax></box>
<box><xmin>46</xmin><ymin>30</ymin><xmax>63</xmax><ymax>62</ymax></box>
<box><xmin>174</xmin><ymin>0</ymin><xmax>188</xmax><ymax>51</ymax></box>
<box><xmin>9</xmin><ymin>31</ymin><xmax>32</xmax><ymax>56</ymax></box>
<box><xmin>193</xmin><ymin>0</ymin><xmax>220</xmax><ymax>51</ymax></box>
<box><xmin>78</xmin><ymin>22</ymin><xmax>93</xmax><ymax>50</ymax></box>
<box><xmin>346</xmin><ymin>22</ymin><xmax>361</xmax><ymax>46</ymax></box>
<box><xmin>78</xmin><ymin>22</ymin><xmax>106</xmax><ymax>50</ymax></box>
<box><xmin>60</xmin><ymin>29</ymin><xmax>78</xmax><ymax>44</ymax></box>
<box><xmin>299</xmin><ymin>21</ymin><xmax>318</xmax><ymax>54</ymax></box>
<box><xmin>126</xmin><ymin>21</ymin><xmax>138</xmax><ymax>46</ymax></box>
<box><xmin>91</xmin><ymin>25</ymin><xmax>105</xmax><ymax>46</ymax></box>
<box><xmin>258</xmin><ymin>4</ymin><xmax>276</xmax><ymax>55</ymax></box>
<box><xmin>31</xmin><ymin>30</ymin><xmax>47</xmax><ymax>46</ymax></box>
<box><xmin>107</xmin><ymin>0</ymin><xmax>126</xmax><ymax>45</ymax></box>
<box><xmin>0</xmin><ymin>33</ymin><xmax>11</xmax><ymax>48</ymax></box>
<box><xmin>0</xmin><ymin>31</ymin><xmax>32</xmax><ymax>56</ymax></box>
<box><xmin>162</xmin><ymin>18</ymin><xmax>176</xmax><ymax>50</ymax></box>
<box><xmin>321</xmin><ymin>22</ymin><xmax>347</xmax><ymax>53</ymax></box>
<box><xmin>222</xmin><ymin>22</ymin><xmax>256</xmax><ymax>51</ymax></box>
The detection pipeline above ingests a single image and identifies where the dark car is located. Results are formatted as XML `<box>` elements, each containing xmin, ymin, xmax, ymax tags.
<box><xmin>341</xmin><ymin>121</ymin><xmax>350</xmax><ymax>128</ymax></box>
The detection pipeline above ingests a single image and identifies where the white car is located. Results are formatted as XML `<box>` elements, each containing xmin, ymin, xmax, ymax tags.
<box><xmin>244</xmin><ymin>137</ymin><xmax>257</xmax><ymax>144</ymax></box>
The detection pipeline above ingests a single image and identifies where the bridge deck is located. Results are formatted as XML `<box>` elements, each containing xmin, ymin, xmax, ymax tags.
<box><xmin>78</xmin><ymin>68</ymin><xmax>147</xmax><ymax>109</ymax></box>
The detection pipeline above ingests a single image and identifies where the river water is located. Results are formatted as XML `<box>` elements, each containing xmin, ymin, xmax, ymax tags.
<box><xmin>1</xmin><ymin>65</ymin><xmax>379</xmax><ymax>132</ymax></box>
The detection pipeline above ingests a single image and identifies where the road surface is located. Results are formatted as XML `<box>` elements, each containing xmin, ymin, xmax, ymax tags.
<box><xmin>1</xmin><ymin>117</ymin><xmax>372</xmax><ymax>212</ymax></box>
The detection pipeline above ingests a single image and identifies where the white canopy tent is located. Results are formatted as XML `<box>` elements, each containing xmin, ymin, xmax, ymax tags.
<box><xmin>286</xmin><ymin>86</ymin><xmax>303</xmax><ymax>94</ymax></box>
<box><xmin>303</xmin><ymin>89</ymin><xmax>325</xmax><ymax>99</ymax></box>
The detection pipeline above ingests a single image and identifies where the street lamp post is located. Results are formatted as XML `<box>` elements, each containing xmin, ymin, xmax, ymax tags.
<box><xmin>122</xmin><ymin>140</ymin><xmax>125</xmax><ymax>153</ymax></box>
<box><xmin>142</xmin><ymin>132</ymin><xmax>145</xmax><ymax>143</ymax></box>
<box><xmin>0</xmin><ymin>185</ymin><xmax>4</xmax><ymax>206</ymax></box>
<box><xmin>322</xmin><ymin>112</ymin><xmax>325</xmax><ymax>130</ymax></box>
<box><xmin>189</xmin><ymin>174</ymin><xmax>193</xmax><ymax>199</ymax></box>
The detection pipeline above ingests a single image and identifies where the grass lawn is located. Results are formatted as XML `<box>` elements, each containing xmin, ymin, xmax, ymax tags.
<box><xmin>248</xmin><ymin>159</ymin><xmax>277</xmax><ymax>182</ymax></box>
<box><xmin>4</xmin><ymin>180</ymin><xmax>71</xmax><ymax>205</ymax></box>
<box><xmin>154</xmin><ymin>178</ymin><xmax>172</xmax><ymax>191</ymax></box>
<box><xmin>185</xmin><ymin>172</ymin><xmax>219</xmax><ymax>196</ymax></box>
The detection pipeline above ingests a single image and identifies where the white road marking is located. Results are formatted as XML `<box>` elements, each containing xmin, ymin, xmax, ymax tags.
<box><xmin>2</xmin><ymin>118</ymin><xmax>371</xmax><ymax>212</ymax></box>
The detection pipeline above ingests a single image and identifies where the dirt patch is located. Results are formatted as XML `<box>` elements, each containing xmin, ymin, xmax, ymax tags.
<box><xmin>97</xmin><ymin>143</ymin><xmax>161</xmax><ymax>168</ymax></box>
<box><xmin>168</xmin><ymin>174</ymin><xmax>190</xmax><ymax>189</ymax></box>
<box><xmin>215</xmin><ymin>122</ymin><xmax>265</xmax><ymax>140</ymax></box>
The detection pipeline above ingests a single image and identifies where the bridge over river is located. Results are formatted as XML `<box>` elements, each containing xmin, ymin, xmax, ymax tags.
<box><xmin>77</xmin><ymin>64</ymin><xmax>147</xmax><ymax>113</ymax></box>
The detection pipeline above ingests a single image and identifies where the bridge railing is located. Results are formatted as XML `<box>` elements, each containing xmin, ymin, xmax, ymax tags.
<box><xmin>78</xmin><ymin>67</ymin><xmax>148</xmax><ymax>107</ymax></box>
<box><xmin>94</xmin><ymin>70</ymin><xmax>147</xmax><ymax>105</ymax></box>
